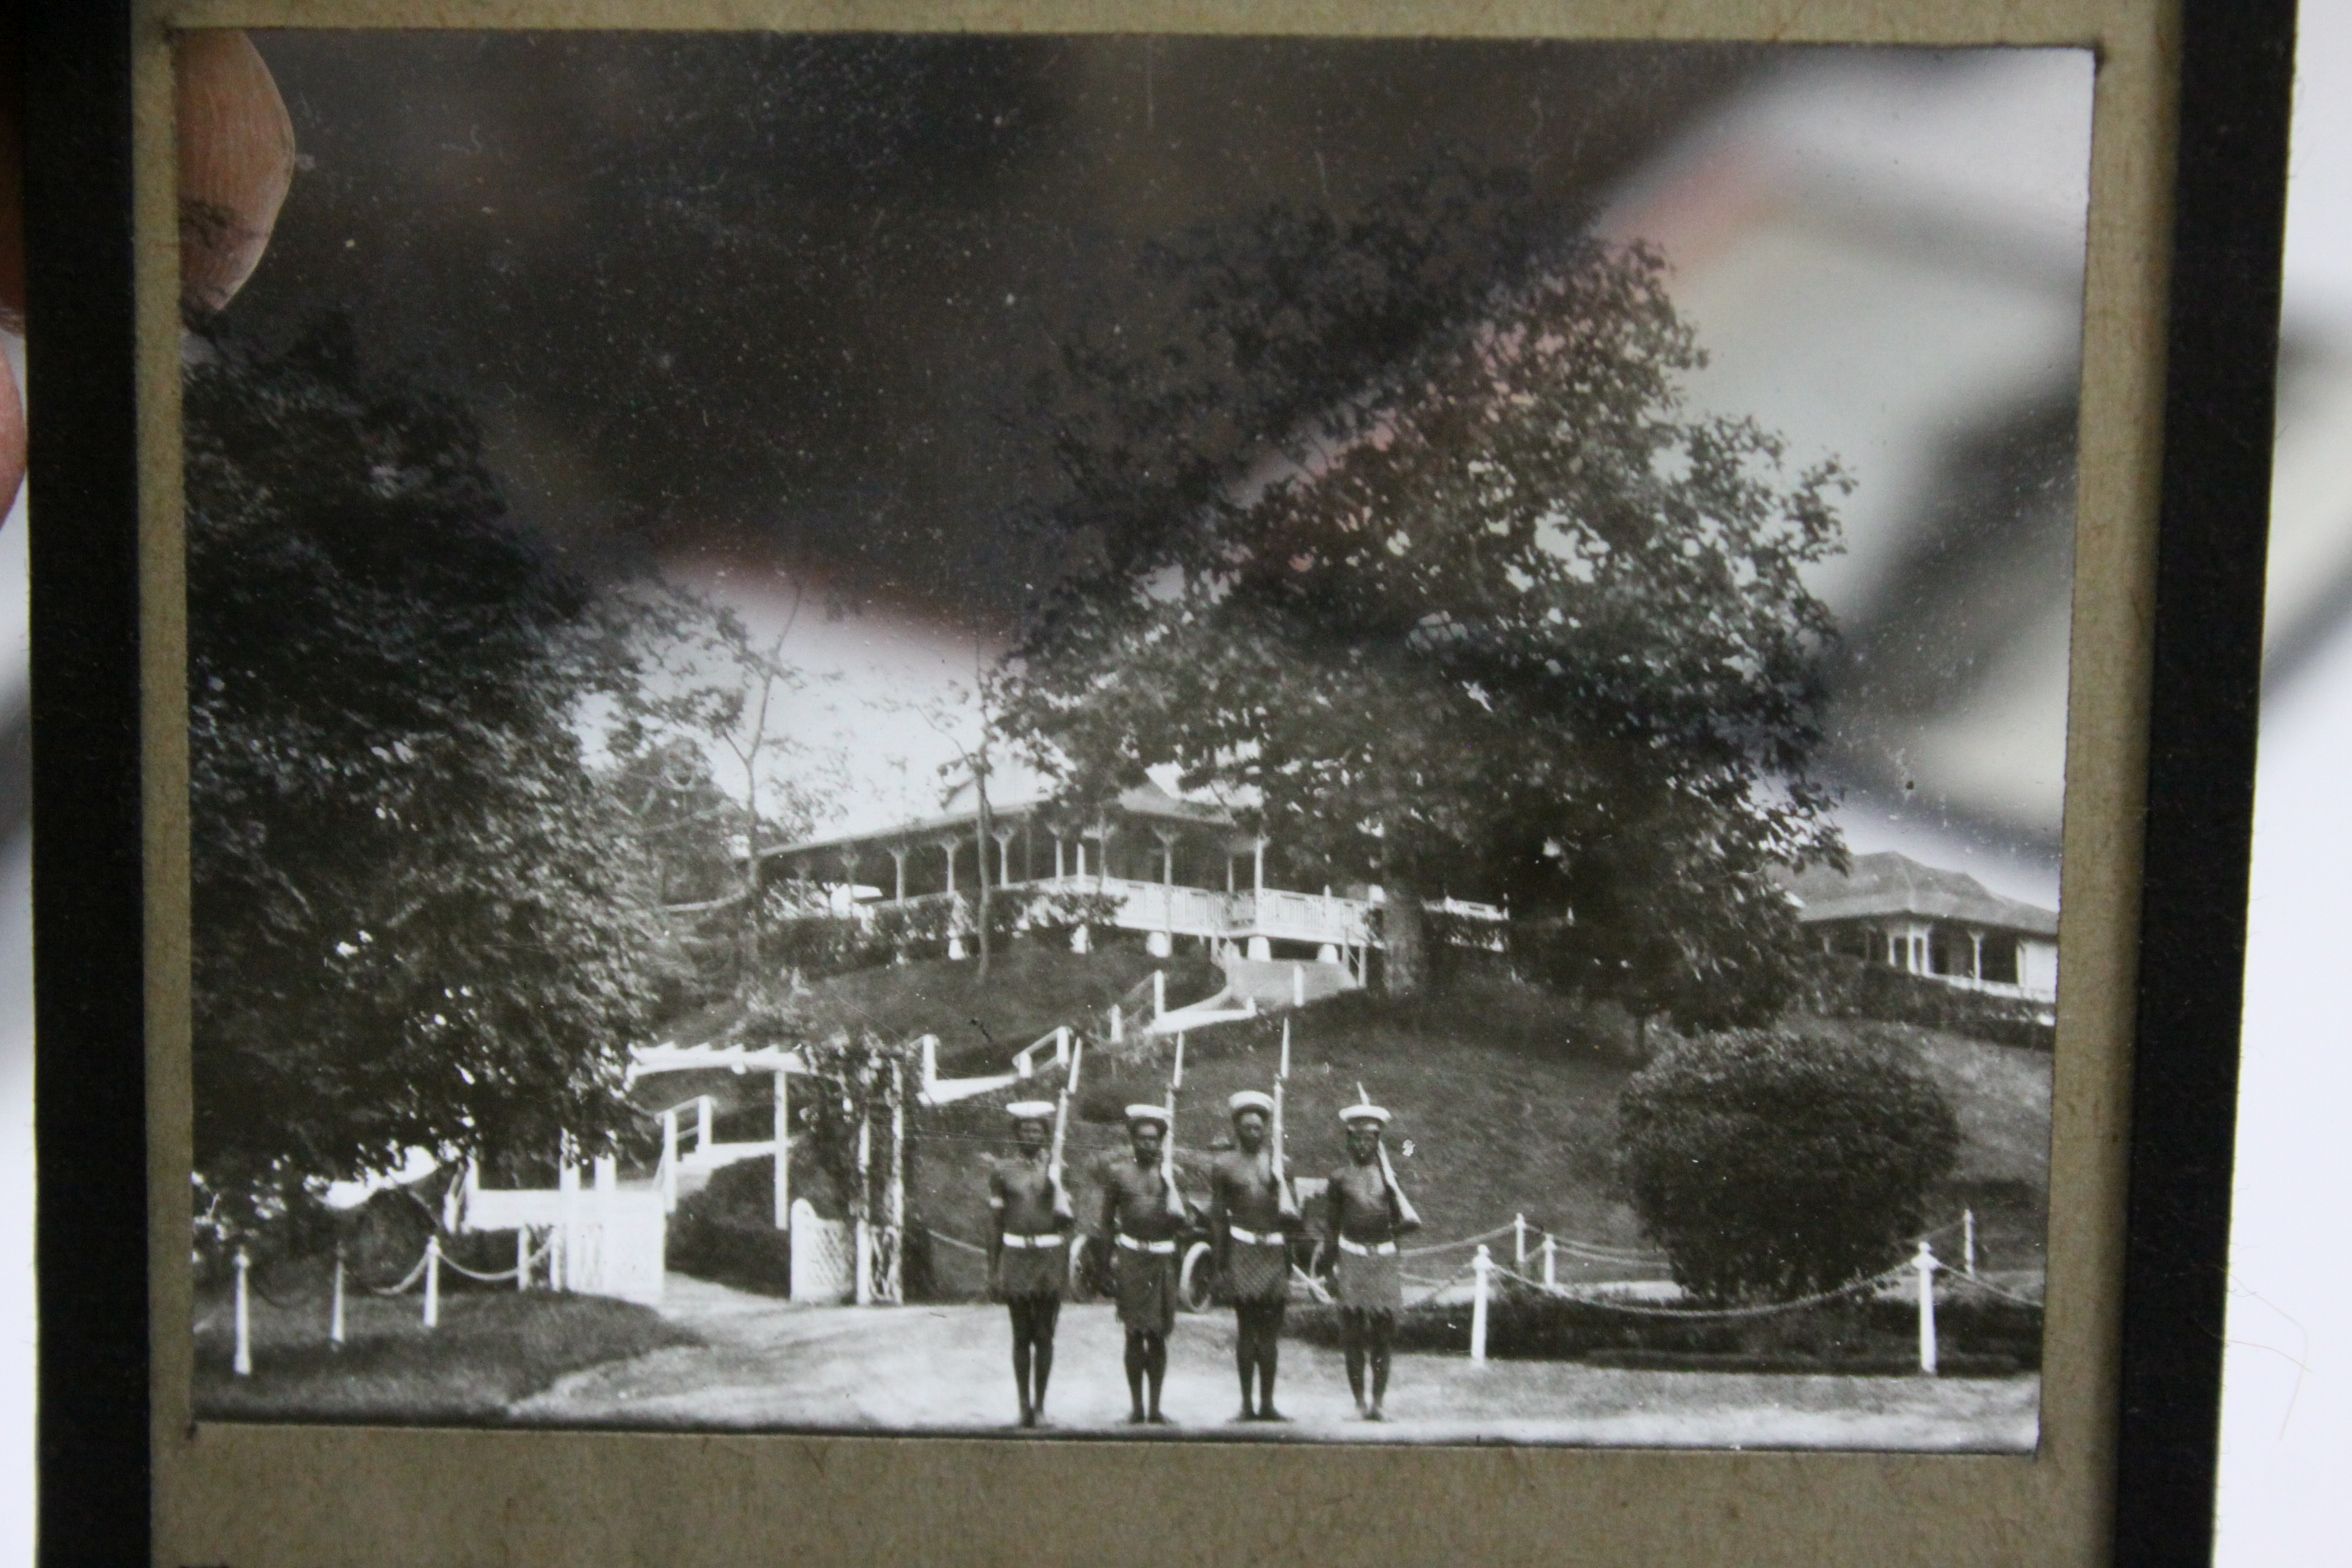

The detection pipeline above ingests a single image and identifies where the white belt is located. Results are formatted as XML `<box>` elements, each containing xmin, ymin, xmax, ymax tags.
<box><xmin>1337</xmin><ymin>1236</ymin><xmax>1397</xmax><ymax>1257</ymax></box>
<box><xmin>1000</xmin><ymin>1233</ymin><xmax>1063</xmax><ymax>1250</ymax></box>
<box><xmin>1116</xmin><ymin>1235</ymin><xmax>1177</xmax><ymax>1255</ymax></box>
<box><xmin>1229</xmin><ymin>1226</ymin><xmax>1287</xmax><ymax>1246</ymax></box>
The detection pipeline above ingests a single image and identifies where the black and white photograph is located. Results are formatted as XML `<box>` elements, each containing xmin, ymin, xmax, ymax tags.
<box><xmin>180</xmin><ymin>29</ymin><xmax>2092</xmax><ymax>1451</ymax></box>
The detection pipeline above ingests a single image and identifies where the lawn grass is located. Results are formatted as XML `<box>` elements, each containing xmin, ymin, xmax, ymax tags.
<box><xmin>898</xmin><ymin>978</ymin><xmax>2053</xmax><ymax>1296</ymax></box>
<box><xmin>191</xmin><ymin>1265</ymin><xmax>698</xmax><ymax>1424</ymax></box>
<box><xmin>639</xmin><ymin>937</ymin><xmax>1225</xmax><ymax>1134</ymax></box>
<box><xmin>806</xmin><ymin>935</ymin><xmax>1222</xmax><ymax>1068</ymax></box>
<box><xmin>664</xmin><ymin>961</ymin><xmax>2053</xmax><ymax>1300</ymax></box>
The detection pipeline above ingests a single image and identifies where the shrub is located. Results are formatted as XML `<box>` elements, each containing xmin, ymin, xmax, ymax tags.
<box><xmin>1026</xmin><ymin>887</ymin><xmax>1125</xmax><ymax>944</ymax></box>
<box><xmin>1615</xmin><ymin>1026</ymin><xmax>1960</xmax><ymax>1304</ymax></box>
<box><xmin>1807</xmin><ymin>954</ymin><xmax>2054</xmax><ymax>1049</ymax></box>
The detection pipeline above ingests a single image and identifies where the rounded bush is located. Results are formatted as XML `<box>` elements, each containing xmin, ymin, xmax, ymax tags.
<box><xmin>1615</xmin><ymin>1026</ymin><xmax>1960</xmax><ymax>1304</ymax></box>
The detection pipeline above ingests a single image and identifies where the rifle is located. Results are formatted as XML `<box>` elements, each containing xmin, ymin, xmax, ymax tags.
<box><xmin>1358</xmin><ymin>1081</ymin><xmax>1422</xmax><ymax>1230</ymax></box>
<box><xmin>1161</xmin><ymin>1032</ymin><xmax>1187</xmax><ymax>1220</ymax></box>
<box><xmin>1048</xmin><ymin>1034</ymin><xmax>1082</xmax><ymax>1220</ymax></box>
<box><xmin>1272</xmin><ymin>1018</ymin><xmax>1299</xmax><ymax>1220</ymax></box>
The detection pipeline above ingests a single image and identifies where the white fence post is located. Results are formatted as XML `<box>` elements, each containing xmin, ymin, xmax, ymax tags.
<box><xmin>775</xmin><ymin>1068</ymin><xmax>792</xmax><ymax>1232</ymax></box>
<box><xmin>1541</xmin><ymin>1233</ymin><xmax>1557</xmax><ymax>1290</ymax></box>
<box><xmin>1470</xmin><ymin>1244</ymin><xmax>1493</xmax><ymax>1365</ymax></box>
<box><xmin>661</xmin><ymin>1108</ymin><xmax>679</xmax><ymax>1212</ymax></box>
<box><xmin>697</xmin><ymin>1095</ymin><xmax>714</xmax><ymax>1151</ymax></box>
<box><xmin>1913</xmin><ymin>1241</ymin><xmax>1940</xmax><ymax>1376</ymax></box>
<box><xmin>1153</xmin><ymin>969</ymin><xmax>1166</xmax><ymax>1020</ymax></box>
<box><xmin>515</xmin><ymin>1226</ymin><xmax>530</xmax><ymax>1292</ymax></box>
<box><xmin>1292</xmin><ymin>963</ymin><xmax>1305</xmax><ymax>1007</ymax></box>
<box><xmin>1109</xmin><ymin>1004</ymin><xmax>1123</xmax><ymax>1043</ymax></box>
<box><xmin>854</xmin><ymin>1106</ymin><xmax>874</xmax><ymax>1306</ymax></box>
<box><xmin>1056</xmin><ymin>1026</ymin><xmax>1070</xmax><ymax>1067</ymax></box>
<box><xmin>329</xmin><ymin>1244</ymin><xmax>346</xmax><ymax>1348</ymax></box>
<box><xmin>424</xmin><ymin>1236</ymin><xmax>442</xmax><ymax>1329</ymax></box>
<box><xmin>1514</xmin><ymin>1213</ymin><xmax>1528</xmax><ymax>1267</ymax></box>
<box><xmin>1963</xmin><ymin>1208</ymin><xmax>1978</xmax><ymax>1278</ymax></box>
<box><xmin>232</xmin><ymin>1249</ymin><xmax>253</xmax><ymax>1377</ymax></box>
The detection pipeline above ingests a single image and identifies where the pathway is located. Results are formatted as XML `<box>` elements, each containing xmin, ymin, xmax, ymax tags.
<box><xmin>513</xmin><ymin>1275</ymin><xmax>2038</xmax><ymax>1449</ymax></box>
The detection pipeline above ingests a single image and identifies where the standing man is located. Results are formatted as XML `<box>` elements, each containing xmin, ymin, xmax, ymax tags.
<box><xmin>1098</xmin><ymin>1102</ymin><xmax>1183</xmax><ymax>1424</ymax></box>
<box><xmin>1210</xmin><ymin>1089</ymin><xmax>1293</xmax><ymax>1421</ymax></box>
<box><xmin>987</xmin><ymin>1099</ymin><xmax>1069</xmax><ymax>1428</ymax></box>
<box><xmin>1324</xmin><ymin>1101</ymin><xmax>1421</xmax><ymax>1421</ymax></box>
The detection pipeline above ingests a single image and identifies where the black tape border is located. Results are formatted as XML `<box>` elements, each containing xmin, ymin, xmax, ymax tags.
<box><xmin>2113</xmin><ymin>1</ymin><xmax>2297</xmax><ymax>1563</ymax></box>
<box><xmin>27</xmin><ymin>3</ymin><xmax>152</xmax><ymax>1566</ymax></box>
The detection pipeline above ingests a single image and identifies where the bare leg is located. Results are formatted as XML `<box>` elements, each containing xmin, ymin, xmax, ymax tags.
<box><xmin>1124</xmin><ymin>1330</ymin><xmax>1147</xmax><ymax>1422</ymax></box>
<box><xmin>1342</xmin><ymin>1311</ymin><xmax>1367</xmax><ymax>1413</ymax></box>
<box><xmin>1257</xmin><ymin>1302</ymin><xmax>1286</xmax><ymax>1419</ymax></box>
<box><xmin>1032</xmin><ymin>1298</ymin><xmax>1059</xmax><ymax>1418</ymax></box>
<box><xmin>1232</xmin><ymin>1308</ymin><xmax>1256</xmax><ymax>1419</ymax></box>
<box><xmin>1145</xmin><ymin>1333</ymin><xmax>1170</xmax><ymax>1422</ymax></box>
<box><xmin>1009</xmin><ymin>1302</ymin><xmax>1035</xmax><ymax>1426</ymax></box>
<box><xmin>1368</xmin><ymin>1314</ymin><xmax>1393</xmax><ymax>1420</ymax></box>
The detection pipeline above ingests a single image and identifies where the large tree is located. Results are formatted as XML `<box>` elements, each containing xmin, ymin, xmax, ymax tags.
<box><xmin>188</xmin><ymin>323</ymin><xmax>676</xmax><ymax>1211</ymax></box>
<box><xmin>1008</xmin><ymin>182</ymin><xmax>1848</xmax><ymax>1000</ymax></box>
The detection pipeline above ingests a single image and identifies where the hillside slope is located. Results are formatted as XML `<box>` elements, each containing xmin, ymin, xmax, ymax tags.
<box><xmin>897</xmin><ymin>980</ymin><xmax>2053</xmax><ymax>1295</ymax></box>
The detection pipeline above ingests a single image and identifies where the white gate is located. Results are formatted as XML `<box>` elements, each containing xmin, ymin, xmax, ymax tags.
<box><xmin>461</xmin><ymin>1171</ymin><xmax>667</xmax><ymax>1307</ymax></box>
<box><xmin>790</xmin><ymin>1197</ymin><xmax>854</xmax><ymax>1302</ymax></box>
<box><xmin>558</xmin><ymin>1189</ymin><xmax>667</xmax><ymax>1306</ymax></box>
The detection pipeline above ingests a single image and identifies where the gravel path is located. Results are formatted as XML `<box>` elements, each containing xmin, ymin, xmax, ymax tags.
<box><xmin>511</xmin><ymin>1276</ymin><xmax>2037</xmax><ymax>1449</ymax></box>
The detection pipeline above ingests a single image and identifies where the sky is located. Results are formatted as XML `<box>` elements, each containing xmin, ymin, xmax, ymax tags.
<box><xmin>222</xmin><ymin>33</ymin><xmax>2091</xmax><ymax>908</ymax></box>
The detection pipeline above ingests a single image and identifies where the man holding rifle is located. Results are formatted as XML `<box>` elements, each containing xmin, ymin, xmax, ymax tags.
<box><xmin>1322</xmin><ymin>1090</ymin><xmax>1422</xmax><ymax>1421</ymax></box>
<box><xmin>1211</xmin><ymin>1089</ymin><xmax>1295</xmax><ymax>1421</ymax></box>
<box><xmin>1098</xmin><ymin>1089</ymin><xmax>1186</xmax><ymax>1425</ymax></box>
<box><xmin>1210</xmin><ymin>1018</ymin><xmax>1300</xmax><ymax>1421</ymax></box>
<box><xmin>987</xmin><ymin>1094</ymin><xmax>1071</xmax><ymax>1428</ymax></box>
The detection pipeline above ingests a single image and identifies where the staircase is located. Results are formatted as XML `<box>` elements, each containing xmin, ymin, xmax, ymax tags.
<box><xmin>914</xmin><ymin>952</ymin><xmax>1362</xmax><ymax>1107</ymax></box>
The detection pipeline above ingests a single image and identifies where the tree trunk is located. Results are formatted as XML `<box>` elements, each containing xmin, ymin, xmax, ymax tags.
<box><xmin>1382</xmin><ymin>878</ymin><xmax>1429</xmax><ymax>998</ymax></box>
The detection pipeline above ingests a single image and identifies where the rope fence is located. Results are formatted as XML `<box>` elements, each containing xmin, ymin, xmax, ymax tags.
<box><xmin>1486</xmin><ymin>1258</ymin><xmax>1904</xmax><ymax>1321</ymax></box>
<box><xmin>229</xmin><ymin>1225</ymin><xmax>565</xmax><ymax>1380</ymax></box>
<box><xmin>224</xmin><ymin>1197</ymin><xmax>2032</xmax><ymax>1382</ymax></box>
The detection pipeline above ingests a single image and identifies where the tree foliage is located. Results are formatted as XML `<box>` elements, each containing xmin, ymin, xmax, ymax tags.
<box><xmin>1614</xmin><ymin>1027</ymin><xmax>1961</xmax><ymax>1304</ymax></box>
<box><xmin>187</xmin><ymin>323</ymin><xmax>677</xmax><ymax>1210</ymax></box>
<box><xmin>1008</xmin><ymin>171</ymin><xmax>1848</xmax><ymax>1000</ymax></box>
<box><xmin>598</xmin><ymin>579</ymin><xmax>845</xmax><ymax>992</ymax></box>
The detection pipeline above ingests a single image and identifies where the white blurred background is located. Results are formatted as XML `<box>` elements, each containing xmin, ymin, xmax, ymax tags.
<box><xmin>0</xmin><ymin>15</ymin><xmax>2341</xmax><ymax>1560</ymax></box>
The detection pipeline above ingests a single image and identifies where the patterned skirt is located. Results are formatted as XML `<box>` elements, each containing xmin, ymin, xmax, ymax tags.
<box><xmin>1333</xmin><ymin>1245</ymin><xmax>1403</xmax><ymax>1316</ymax></box>
<box><xmin>1224</xmin><ymin>1236</ymin><xmax>1292</xmax><ymax>1306</ymax></box>
<box><xmin>1114</xmin><ymin>1245</ymin><xmax>1179</xmax><ymax>1335</ymax></box>
<box><xmin>995</xmin><ymin>1238</ymin><xmax>1066</xmax><ymax>1303</ymax></box>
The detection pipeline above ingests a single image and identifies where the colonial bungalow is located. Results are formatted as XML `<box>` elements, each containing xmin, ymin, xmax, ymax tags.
<box><xmin>1786</xmin><ymin>850</ymin><xmax>2058</xmax><ymax>1005</ymax></box>
<box><xmin>756</xmin><ymin>779</ymin><xmax>1502</xmax><ymax>972</ymax></box>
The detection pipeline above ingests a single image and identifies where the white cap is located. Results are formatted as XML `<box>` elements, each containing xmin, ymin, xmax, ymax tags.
<box><xmin>1228</xmin><ymin>1090</ymin><xmax>1274</xmax><ymax>1117</ymax></box>
<box><xmin>1124</xmin><ymin>1103</ymin><xmax>1172</xmax><ymax>1129</ymax></box>
<box><xmin>1339</xmin><ymin>1104</ymin><xmax>1391</xmax><ymax>1127</ymax></box>
<box><xmin>1003</xmin><ymin>1100</ymin><xmax>1055</xmax><ymax>1122</ymax></box>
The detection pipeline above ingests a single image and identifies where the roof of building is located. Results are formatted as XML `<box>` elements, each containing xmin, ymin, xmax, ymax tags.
<box><xmin>1785</xmin><ymin>851</ymin><xmax>2058</xmax><ymax>937</ymax></box>
<box><xmin>760</xmin><ymin>779</ymin><xmax>1244</xmax><ymax>865</ymax></box>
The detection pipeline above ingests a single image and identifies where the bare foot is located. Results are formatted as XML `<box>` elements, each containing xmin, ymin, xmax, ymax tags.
<box><xmin>1257</xmin><ymin>1408</ymin><xmax>1290</xmax><ymax>1423</ymax></box>
<box><xmin>1232</xmin><ymin>1408</ymin><xmax>1256</xmax><ymax>1423</ymax></box>
<box><xmin>1148</xmin><ymin>1412</ymin><xmax>1174</xmax><ymax>1426</ymax></box>
<box><xmin>1019</xmin><ymin>1408</ymin><xmax>1037</xmax><ymax>1428</ymax></box>
<box><xmin>1365</xmin><ymin>1407</ymin><xmax>1387</xmax><ymax>1423</ymax></box>
<box><xmin>1126</xmin><ymin>1410</ymin><xmax>1148</xmax><ymax>1425</ymax></box>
